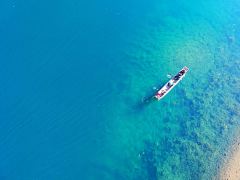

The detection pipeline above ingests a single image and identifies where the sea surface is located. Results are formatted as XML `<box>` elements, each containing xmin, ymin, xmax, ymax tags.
<box><xmin>1</xmin><ymin>0</ymin><xmax>240</xmax><ymax>179</ymax></box>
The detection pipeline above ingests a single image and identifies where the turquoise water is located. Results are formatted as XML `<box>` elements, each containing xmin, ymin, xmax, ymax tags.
<box><xmin>1</xmin><ymin>0</ymin><xmax>240</xmax><ymax>179</ymax></box>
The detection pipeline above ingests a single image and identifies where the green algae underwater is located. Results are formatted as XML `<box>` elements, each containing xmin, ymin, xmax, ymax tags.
<box><xmin>97</xmin><ymin>0</ymin><xmax>240</xmax><ymax>179</ymax></box>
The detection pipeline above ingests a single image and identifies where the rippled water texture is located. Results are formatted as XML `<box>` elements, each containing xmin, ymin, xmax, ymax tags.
<box><xmin>1</xmin><ymin>0</ymin><xmax>240</xmax><ymax>179</ymax></box>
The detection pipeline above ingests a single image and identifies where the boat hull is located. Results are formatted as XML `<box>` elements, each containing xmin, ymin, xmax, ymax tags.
<box><xmin>154</xmin><ymin>66</ymin><xmax>189</xmax><ymax>100</ymax></box>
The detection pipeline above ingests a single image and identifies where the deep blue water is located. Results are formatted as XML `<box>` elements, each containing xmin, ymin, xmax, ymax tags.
<box><xmin>1</xmin><ymin>0</ymin><xmax>240</xmax><ymax>179</ymax></box>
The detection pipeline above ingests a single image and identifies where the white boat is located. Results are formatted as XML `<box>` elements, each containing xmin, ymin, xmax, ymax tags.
<box><xmin>154</xmin><ymin>66</ymin><xmax>189</xmax><ymax>100</ymax></box>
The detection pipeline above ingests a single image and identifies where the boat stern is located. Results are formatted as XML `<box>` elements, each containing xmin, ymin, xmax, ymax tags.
<box><xmin>154</xmin><ymin>94</ymin><xmax>161</xmax><ymax>100</ymax></box>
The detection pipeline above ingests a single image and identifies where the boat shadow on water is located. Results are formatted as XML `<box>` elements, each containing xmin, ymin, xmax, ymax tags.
<box><xmin>134</xmin><ymin>84</ymin><xmax>165</xmax><ymax>110</ymax></box>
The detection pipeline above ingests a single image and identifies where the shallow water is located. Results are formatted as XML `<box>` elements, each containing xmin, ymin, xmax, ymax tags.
<box><xmin>1</xmin><ymin>0</ymin><xmax>240</xmax><ymax>179</ymax></box>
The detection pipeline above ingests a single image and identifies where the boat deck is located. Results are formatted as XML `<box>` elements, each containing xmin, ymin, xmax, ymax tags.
<box><xmin>155</xmin><ymin>66</ymin><xmax>189</xmax><ymax>100</ymax></box>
